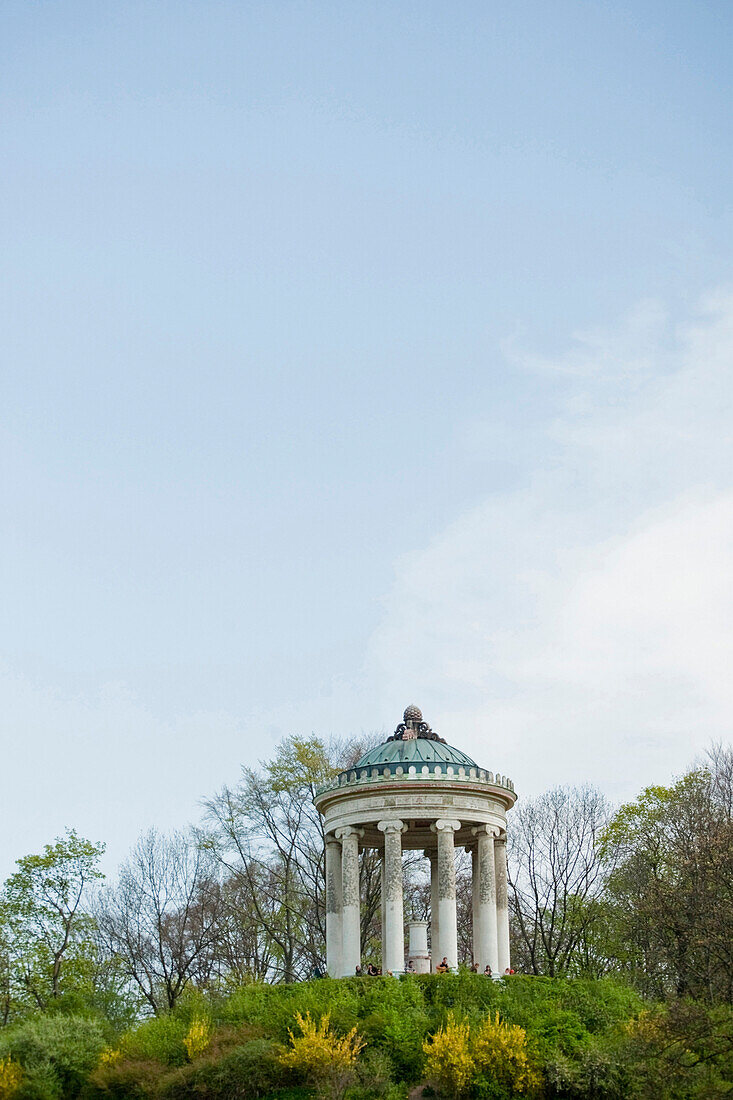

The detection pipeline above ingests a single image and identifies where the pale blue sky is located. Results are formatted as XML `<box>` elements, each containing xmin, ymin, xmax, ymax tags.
<box><xmin>2</xmin><ymin>1</ymin><xmax>733</xmax><ymax>879</ymax></box>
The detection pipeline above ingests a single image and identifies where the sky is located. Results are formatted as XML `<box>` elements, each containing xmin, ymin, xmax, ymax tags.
<box><xmin>1</xmin><ymin>0</ymin><xmax>732</xmax><ymax>880</ymax></box>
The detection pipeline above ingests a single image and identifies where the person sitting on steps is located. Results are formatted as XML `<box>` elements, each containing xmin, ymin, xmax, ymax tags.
<box><xmin>436</xmin><ymin>956</ymin><xmax>450</xmax><ymax>973</ymax></box>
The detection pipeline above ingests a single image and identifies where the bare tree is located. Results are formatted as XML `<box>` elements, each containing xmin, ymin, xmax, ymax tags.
<box><xmin>508</xmin><ymin>785</ymin><xmax>613</xmax><ymax>976</ymax></box>
<box><xmin>96</xmin><ymin>829</ymin><xmax>223</xmax><ymax>1014</ymax></box>
<box><xmin>203</xmin><ymin>734</ymin><xmax>383</xmax><ymax>981</ymax></box>
<box><xmin>205</xmin><ymin>872</ymin><xmax>276</xmax><ymax>986</ymax></box>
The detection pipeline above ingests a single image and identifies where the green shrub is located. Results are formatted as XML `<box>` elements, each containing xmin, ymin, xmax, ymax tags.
<box><xmin>119</xmin><ymin>1016</ymin><xmax>189</xmax><ymax>1068</ymax></box>
<box><xmin>360</xmin><ymin>1009</ymin><xmax>426</xmax><ymax>1084</ymax></box>
<box><xmin>84</xmin><ymin>1058</ymin><xmax>163</xmax><ymax>1100</ymax></box>
<box><xmin>349</xmin><ymin>1048</ymin><xmax>396</xmax><ymax>1100</ymax></box>
<box><xmin>221</xmin><ymin>980</ymin><xmax>364</xmax><ymax>1043</ymax></box>
<box><xmin>0</xmin><ymin>1016</ymin><xmax>107</xmax><ymax>1100</ymax></box>
<box><xmin>160</xmin><ymin>1038</ymin><xmax>286</xmax><ymax>1100</ymax></box>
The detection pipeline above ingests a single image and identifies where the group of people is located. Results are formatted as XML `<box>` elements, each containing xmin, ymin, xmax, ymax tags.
<box><xmin>468</xmin><ymin>962</ymin><xmax>516</xmax><ymax>976</ymax></box>
<box><xmin>353</xmin><ymin>958</ymin><xmax>517</xmax><ymax>976</ymax></box>
<box><xmin>438</xmin><ymin>959</ymin><xmax>515</xmax><ymax>976</ymax></box>
<box><xmin>314</xmin><ymin>960</ymin><xmax>517</xmax><ymax>979</ymax></box>
<box><xmin>354</xmin><ymin>963</ymin><xmax>380</xmax><ymax>976</ymax></box>
<box><xmin>355</xmin><ymin>960</ymin><xmax>418</xmax><ymax>976</ymax></box>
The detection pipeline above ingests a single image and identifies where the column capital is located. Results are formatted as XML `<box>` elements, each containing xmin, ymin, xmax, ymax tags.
<box><xmin>431</xmin><ymin>819</ymin><xmax>461</xmax><ymax>834</ymax></box>
<box><xmin>325</xmin><ymin>834</ymin><xmax>342</xmax><ymax>848</ymax></box>
<box><xmin>472</xmin><ymin>825</ymin><xmax>501</xmax><ymax>838</ymax></box>
<box><xmin>335</xmin><ymin>826</ymin><xmax>364</xmax><ymax>841</ymax></box>
<box><xmin>377</xmin><ymin>819</ymin><xmax>407</xmax><ymax>834</ymax></box>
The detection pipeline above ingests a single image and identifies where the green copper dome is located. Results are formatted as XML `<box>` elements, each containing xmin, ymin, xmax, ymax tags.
<box><xmin>354</xmin><ymin>738</ymin><xmax>477</xmax><ymax>769</ymax></box>
<box><xmin>314</xmin><ymin>706</ymin><xmax>515</xmax><ymax>798</ymax></box>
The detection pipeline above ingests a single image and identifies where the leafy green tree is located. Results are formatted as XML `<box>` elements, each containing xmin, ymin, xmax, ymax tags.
<box><xmin>604</xmin><ymin>746</ymin><xmax>733</xmax><ymax>1002</ymax></box>
<box><xmin>0</xmin><ymin>830</ymin><xmax>105</xmax><ymax>1019</ymax></box>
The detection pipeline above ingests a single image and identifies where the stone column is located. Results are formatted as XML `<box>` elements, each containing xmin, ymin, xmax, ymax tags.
<box><xmin>336</xmin><ymin>826</ymin><xmax>363</xmax><ymax>977</ymax></box>
<box><xmin>433</xmin><ymin>819</ymin><xmax>461</xmax><ymax>969</ymax></box>
<box><xmin>494</xmin><ymin>833</ymin><xmax>510</xmax><ymax>974</ymax></box>
<box><xmin>378</xmin><ymin>819</ymin><xmax>406</xmax><ymax>974</ymax></box>
<box><xmin>380</xmin><ymin>851</ymin><xmax>386</xmax><ymax>967</ymax></box>
<box><xmin>426</xmin><ymin>849</ymin><xmax>440</xmax><ymax>970</ymax></box>
<box><xmin>470</xmin><ymin>843</ymin><xmax>479</xmax><ymax>965</ymax></box>
<box><xmin>472</xmin><ymin>826</ymin><xmax>498</xmax><ymax>974</ymax></box>
<box><xmin>324</xmin><ymin>836</ymin><xmax>343</xmax><ymax>977</ymax></box>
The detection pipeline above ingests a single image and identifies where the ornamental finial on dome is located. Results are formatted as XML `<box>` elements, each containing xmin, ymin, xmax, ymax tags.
<box><xmin>388</xmin><ymin>705</ymin><xmax>446</xmax><ymax>744</ymax></box>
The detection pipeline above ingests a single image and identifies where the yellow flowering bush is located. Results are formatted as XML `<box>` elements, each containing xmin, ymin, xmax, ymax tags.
<box><xmin>0</xmin><ymin>1056</ymin><xmax>22</xmax><ymax>1100</ymax></box>
<box><xmin>98</xmin><ymin>1047</ymin><xmax>122</xmax><ymax>1066</ymax></box>
<box><xmin>423</xmin><ymin>1011</ymin><xmax>542</xmax><ymax>1099</ymax></box>
<box><xmin>472</xmin><ymin>1012</ymin><xmax>542</xmax><ymax>1096</ymax></box>
<box><xmin>624</xmin><ymin>1007</ymin><xmax>665</xmax><ymax>1042</ymax></box>
<box><xmin>279</xmin><ymin>1011</ymin><xmax>365</xmax><ymax>1100</ymax></box>
<box><xmin>422</xmin><ymin>1014</ymin><xmax>474</xmax><ymax>1099</ymax></box>
<box><xmin>183</xmin><ymin>1016</ymin><xmax>211</xmax><ymax>1061</ymax></box>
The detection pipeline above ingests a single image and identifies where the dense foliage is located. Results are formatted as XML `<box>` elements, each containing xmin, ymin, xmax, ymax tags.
<box><xmin>0</xmin><ymin>975</ymin><xmax>731</xmax><ymax>1100</ymax></box>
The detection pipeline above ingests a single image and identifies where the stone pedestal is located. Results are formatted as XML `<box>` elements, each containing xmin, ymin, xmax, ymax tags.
<box><xmin>407</xmin><ymin>920</ymin><xmax>430</xmax><ymax>973</ymax></box>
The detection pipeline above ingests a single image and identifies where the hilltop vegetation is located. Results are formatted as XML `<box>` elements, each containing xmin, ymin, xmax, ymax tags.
<box><xmin>0</xmin><ymin>973</ymin><xmax>731</xmax><ymax>1100</ymax></box>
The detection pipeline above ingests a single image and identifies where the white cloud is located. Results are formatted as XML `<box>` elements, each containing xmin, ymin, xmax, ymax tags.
<box><xmin>365</xmin><ymin>291</ymin><xmax>733</xmax><ymax>801</ymax></box>
<box><xmin>5</xmin><ymin>291</ymin><xmax>732</xmax><ymax>878</ymax></box>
